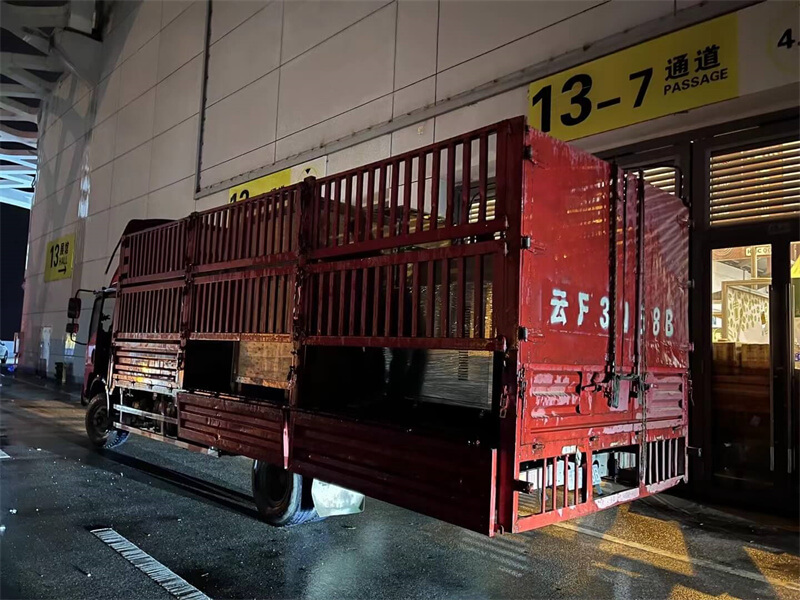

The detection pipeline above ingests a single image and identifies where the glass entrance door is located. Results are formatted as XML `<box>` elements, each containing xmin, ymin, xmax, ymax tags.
<box><xmin>711</xmin><ymin>245</ymin><xmax>773</xmax><ymax>487</ymax></box>
<box><xmin>710</xmin><ymin>240</ymin><xmax>799</xmax><ymax>498</ymax></box>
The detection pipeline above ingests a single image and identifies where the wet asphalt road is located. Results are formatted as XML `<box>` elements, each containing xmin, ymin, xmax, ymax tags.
<box><xmin>1</xmin><ymin>376</ymin><xmax>798</xmax><ymax>600</ymax></box>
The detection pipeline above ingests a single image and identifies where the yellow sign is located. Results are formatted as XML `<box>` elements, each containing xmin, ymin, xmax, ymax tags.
<box><xmin>228</xmin><ymin>158</ymin><xmax>326</xmax><ymax>203</ymax></box>
<box><xmin>44</xmin><ymin>233</ymin><xmax>75</xmax><ymax>282</ymax></box>
<box><xmin>528</xmin><ymin>13</ymin><xmax>739</xmax><ymax>141</ymax></box>
<box><xmin>229</xmin><ymin>168</ymin><xmax>291</xmax><ymax>203</ymax></box>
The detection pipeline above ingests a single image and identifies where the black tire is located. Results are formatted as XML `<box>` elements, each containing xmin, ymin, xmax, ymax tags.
<box><xmin>252</xmin><ymin>461</ymin><xmax>317</xmax><ymax>527</ymax></box>
<box><xmin>85</xmin><ymin>394</ymin><xmax>129</xmax><ymax>450</ymax></box>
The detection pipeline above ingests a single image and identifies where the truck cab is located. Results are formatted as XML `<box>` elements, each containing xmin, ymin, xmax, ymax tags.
<box><xmin>81</xmin><ymin>289</ymin><xmax>115</xmax><ymax>405</ymax></box>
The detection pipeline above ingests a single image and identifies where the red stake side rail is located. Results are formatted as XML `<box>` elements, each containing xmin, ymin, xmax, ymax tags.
<box><xmin>109</xmin><ymin>117</ymin><xmax>689</xmax><ymax>536</ymax></box>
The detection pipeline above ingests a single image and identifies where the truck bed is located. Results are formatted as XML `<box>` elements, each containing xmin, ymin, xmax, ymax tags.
<box><xmin>109</xmin><ymin>117</ymin><xmax>689</xmax><ymax>535</ymax></box>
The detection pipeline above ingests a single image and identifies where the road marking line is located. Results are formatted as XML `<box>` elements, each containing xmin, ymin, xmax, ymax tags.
<box><xmin>91</xmin><ymin>528</ymin><xmax>211</xmax><ymax>600</ymax></box>
<box><xmin>0</xmin><ymin>450</ymin><xmax>10</xmax><ymax>460</ymax></box>
<box><xmin>555</xmin><ymin>522</ymin><xmax>800</xmax><ymax>592</ymax></box>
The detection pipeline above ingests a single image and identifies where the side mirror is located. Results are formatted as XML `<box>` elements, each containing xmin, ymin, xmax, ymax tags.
<box><xmin>67</xmin><ymin>297</ymin><xmax>81</xmax><ymax>319</ymax></box>
<box><xmin>66</xmin><ymin>322</ymin><xmax>79</xmax><ymax>335</ymax></box>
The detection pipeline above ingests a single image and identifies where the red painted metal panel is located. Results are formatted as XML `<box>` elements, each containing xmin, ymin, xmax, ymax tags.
<box><xmin>289</xmin><ymin>410</ymin><xmax>496</xmax><ymax>534</ymax></box>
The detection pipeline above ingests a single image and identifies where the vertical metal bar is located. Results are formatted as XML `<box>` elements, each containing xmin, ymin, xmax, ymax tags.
<box><xmin>540</xmin><ymin>460</ymin><xmax>547</xmax><ymax>514</ymax></box>
<box><xmin>349</xmin><ymin>268</ymin><xmax>357</xmax><ymax>335</ymax></box>
<box><xmin>324</xmin><ymin>271</ymin><xmax>334</xmax><ymax>335</ymax></box>
<box><xmin>360</xmin><ymin>267</ymin><xmax>369</xmax><ymax>335</ymax></box>
<box><xmin>473</xmin><ymin>254</ymin><xmax>483</xmax><ymax>338</ymax></box>
<box><xmin>312</xmin><ymin>184</ymin><xmax>321</xmax><ymax>249</ymax></box>
<box><xmin>236</xmin><ymin>204</ymin><xmax>245</xmax><ymax>261</ymax></box>
<box><xmin>354</xmin><ymin>171</ymin><xmax>363</xmax><ymax>243</ymax></box>
<box><xmin>373</xmin><ymin>265</ymin><xmax>381</xmax><ymax>335</ymax></box>
<box><xmin>397</xmin><ymin>263</ymin><xmax>406</xmax><ymax>337</ymax></box>
<box><xmin>279</xmin><ymin>190</ymin><xmax>288</xmax><ymax>253</ymax></box>
<box><xmin>376</xmin><ymin>166</ymin><xmax>387</xmax><ymax>239</ymax></box>
<box><xmin>416</xmin><ymin>151</ymin><xmax>426</xmax><ymax>233</ymax></box>
<box><xmin>402</xmin><ymin>157</ymin><xmax>412</xmax><ymax>235</ymax></box>
<box><xmin>384</xmin><ymin>264</ymin><xmax>393</xmax><ymax>337</ymax></box>
<box><xmin>267</xmin><ymin>275</ymin><xmax>275</xmax><ymax>333</ymax></box>
<box><xmin>430</xmin><ymin>149</ymin><xmax>440</xmax><ymax>231</ymax></box>
<box><xmin>441</xmin><ymin>258</ymin><xmax>450</xmax><ymax>337</ymax></box>
<box><xmin>426</xmin><ymin>261</ymin><xmax>434</xmax><ymax>337</ymax></box>
<box><xmin>389</xmin><ymin>161</ymin><xmax>400</xmax><ymax>238</ymax></box>
<box><xmin>338</xmin><ymin>270</ymin><xmax>346</xmax><ymax>335</ymax></box>
<box><xmin>461</xmin><ymin>138</ymin><xmax>472</xmax><ymax>225</ymax></box>
<box><xmin>446</xmin><ymin>144</ymin><xmax>455</xmax><ymax>228</ymax></box>
<box><xmin>366</xmin><ymin>168</ymin><xmax>375</xmax><ymax>241</ymax></box>
<box><xmin>331</xmin><ymin>178</ymin><xmax>340</xmax><ymax>247</ymax></box>
<box><xmin>456</xmin><ymin>256</ymin><xmax>466</xmax><ymax>337</ymax></box>
<box><xmin>270</xmin><ymin>193</ymin><xmax>280</xmax><ymax>254</ymax></box>
<box><xmin>242</xmin><ymin>202</ymin><xmax>252</xmax><ymax>260</ymax></box>
<box><xmin>343</xmin><ymin>174</ymin><xmax>352</xmax><ymax>246</ymax></box>
<box><xmin>551</xmin><ymin>457</ymin><xmax>558</xmax><ymax>511</ymax></box>
<box><xmin>411</xmin><ymin>262</ymin><xmax>420</xmax><ymax>336</ymax></box>
<box><xmin>277</xmin><ymin>274</ymin><xmax>286</xmax><ymax>333</ymax></box>
<box><xmin>478</xmin><ymin>133</ymin><xmax>488</xmax><ymax>221</ymax></box>
<box><xmin>317</xmin><ymin>273</ymin><xmax>324</xmax><ymax>335</ymax></box>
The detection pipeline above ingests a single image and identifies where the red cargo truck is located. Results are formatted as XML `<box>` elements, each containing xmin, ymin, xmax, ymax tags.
<box><xmin>67</xmin><ymin>117</ymin><xmax>690</xmax><ymax>535</ymax></box>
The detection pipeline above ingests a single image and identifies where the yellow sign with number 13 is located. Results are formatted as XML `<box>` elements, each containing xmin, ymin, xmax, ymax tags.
<box><xmin>528</xmin><ymin>13</ymin><xmax>738</xmax><ymax>141</ymax></box>
<box><xmin>44</xmin><ymin>233</ymin><xmax>75</xmax><ymax>282</ymax></box>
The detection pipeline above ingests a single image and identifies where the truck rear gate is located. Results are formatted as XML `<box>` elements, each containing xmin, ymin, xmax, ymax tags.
<box><xmin>109</xmin><ymin>117</ymin><xmax>689</xmax><ymax>536</ymax></box>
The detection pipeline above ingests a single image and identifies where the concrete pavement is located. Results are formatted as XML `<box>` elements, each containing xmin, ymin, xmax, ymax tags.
<box><xmin>1</xmin><ymin>375</ymin><xmax>798</xmax><ymax>599</ymax></box>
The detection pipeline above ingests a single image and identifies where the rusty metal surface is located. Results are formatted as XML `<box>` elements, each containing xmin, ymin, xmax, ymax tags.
<box><xmin>177</xmin><ymin>392</ymin><xmax>284</xmax><ymax>464</ymax></box>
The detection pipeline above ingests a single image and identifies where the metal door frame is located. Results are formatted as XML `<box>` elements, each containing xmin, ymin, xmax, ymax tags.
<box><xmin>601</xmin><ymin>108</ymin><xmax>800</xmax><ymax>510</ymax></box>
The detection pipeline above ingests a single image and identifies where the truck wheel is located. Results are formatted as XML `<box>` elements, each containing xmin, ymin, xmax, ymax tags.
<box><xmin>252</xmin><ymin>461</ymin><xmax>318</xmax><ymax>527</ymax></box>
<box><xmin>85</xmin><ymin>395</ymin><xmax>129</xmax><ymax>450</ymax></box>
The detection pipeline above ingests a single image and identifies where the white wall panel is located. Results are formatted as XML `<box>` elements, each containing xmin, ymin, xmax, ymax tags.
<box><xmin>435</xmin><ymin>0</ymin><xmax>681</xmax><ymax>101</ymax></box>
<box><xmin>89</xmin><ymin>114</ymin><xmax>117</xmax><ymax>172</ymax></box>
<box><xmin>326</xmin><ymin>134</ymin><xmax>390</xmax><ymax>174</ymax></box>
<box><xmin>394</xmin><ymin>0</ymin><xmax>438</xmax><ymax>89</ymax></box>
<box><xmin>150</xmin><ymin>115</ymin><xmax>198</xmax><ymax>191</ymax></box>
<box><xmin>120</xmin><ymin>0</ymin><xmax>163</xmax><ymax>62</ymax></box>
<box><xmin>163</xmin><ymin>0</ymin><xmax>194</xmax><ymax>27</ymax></box>
<box><xmin>146</xmin><ymin>175</ymin><xmax>195</xmax><ymax>219</ymax></box>
<box><xmin>391</xmin><ymin>119</ymin><xmax>434</xmax><ymax>156</ymax></box>
<box><xmin>94</xmin><ymin>71</ymin><xmax>120</xmax><ymax>127</ymax></box>
<box><xmin>110</xmin><ymin>142</ymin><xmax>152</xmax><ymax>207</ymax></box>
<box><xmin>80</xmin><ymin>258</ymin><xmax>113</xmax><ymax>292</ymax></box>
<box><xmin>40</xmin><ymin>117</ymin><xmax>62</xmax><ymax>165</ymax></box>
<box><xmin>277</xmin><ymin>4</ymin><xmax>395</xmax><ymax>138</ymax></box>
<box><xmin>393</xmin><ymin>77</ymin><xmax>435</xmax><ymax>117</ymax></box>
<box><xmin>281</xmin><ymin>0</ymin><xmax>389</xmax><ymax>63</ymax></box>
<box><xmin>275</xmin><ymin>95</ymin><xmax>392</xmax><ymax>161</ymax></box>
<box><xmin>209</xmin><ymin>0</ymin><xmax>265</xmax><ymax>44</ymax></box>
<box><xmin>199</xmin><ymin>142</ymin><xmax>275</xmax><ymax>189</ymax></box>
<box><xmin>115</xmin><ymin>88</ymin><xmax>156</xmax><ymax>157</ymax></box>
<box><xmin>202</xmin><ymin>69</ymin><xmax>279</xmax><ymax>170</ymax></box>
<box><xmin>157</xmin><ymin>1</ymin><xmax>206</xmax><ymax>81</ymax></box>
<box><xmin>433</xmin><ymin>87</ymin><xmax>526</xmax><ymax>141</ymax></box>
<box><xmin>154</xmin><ymin>55</ymin><xmax>203</xmax><ymax>135</ymax></box>
<box><xmin>107</xmin><ymin>195</ymin><xmax>147</xmax><ymax>257</ymax></box>
<box><xmin>54</xmin><ymin>139</ymin><xmax>84</xmax><ymax>193</ymax></box>
<box><xmin>60</xmin><ymin>95</ymin><xmax>91</xmax><ymax>151</ymax></box>
<box><xmin>82</xmin><ymin>210</ymin><xmax>110</xmax><ymax>263</ymax></box>
<box><xmin>88</xmin><ymin>163</ymin><xmax>113</xmax><ymax>216</ymax></box>
<box><xmin>206</xmin><ymin>1</ymin><xmax>282</xmax><ymax>105</ymax></box>
<box><xmin>437</xmin><ymin>0</ymin><xmax>599</xmax><ymax>71</ymax></box>
<box><xmin>119</xmin><ymin>35</ymin><xmax>160</xmax><ymax>107</ymax></box>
